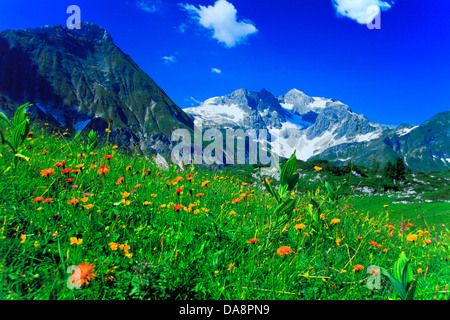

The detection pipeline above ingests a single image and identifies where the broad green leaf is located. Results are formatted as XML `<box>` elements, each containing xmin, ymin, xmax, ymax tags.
<box><xmin>280</xmin><ymin>152</ymin><xmax>297</xmax><ymax>187</ymax></box>
<box><xmin>286</xmin><ymin>172</ymin><xmax>299</xmax><ymax>191</ymax></box>
<box><xmin>15</xmin><ymin>153</ymin><xmax>30</xmax><ymax>162</ymax></box>
<box><xmin>405</xmin><ymin>280</ymin><xmax>417</xmax><ymax>300</ymax></box>
<box><xmin>264</xmin><ymin>177</ymin><xmax>280</xmax><ymax>203</ymax></box>
<box><xmin>12</xmin><ymin>103</ymin><xmax>30</xmax><ymax>127</ymax></box>
<box><xmin>0</xmin><ymin>111</ymin><xmax>13</xmax><ymax>128</ymax></box>
<box><xmin>381</xmin><ymin>268</ymin><xmax>406</xmax><ymax>300</ymax></box>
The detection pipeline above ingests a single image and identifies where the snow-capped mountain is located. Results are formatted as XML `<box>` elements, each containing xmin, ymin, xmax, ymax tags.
<box><xmin>184</xmin><ymin>88</ymin><xmax>385</xmax><ymax>161</ymax></box>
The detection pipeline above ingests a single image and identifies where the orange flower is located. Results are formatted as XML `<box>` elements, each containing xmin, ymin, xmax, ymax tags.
<box><xmin>67</xmin><ymin>198</ymin><xmax>79</xmax><ymax>205</ymax></box>
<box><xmin>116</xmin><ymin>177</ymin><xmax>124</xmax><ymax>185</ymax></box>
<box><xmin>277</xmin><ymin>246</ymin><xmax>293</xmax><ymax>256</ymax></box>
<box><xmin>42</xmin><ymin>198</ymin><xmax>53</xmax><ymax>203</ymax></box>
<box><xmin>53</xmin><ymin>162</ymin><xmax>63</xmax><ymax>167</ymax></box>
<box><xmin>232</xmin><ymin>197</ymin><xmax>242</xmax><ymax>204</ymax></box>
<box><xmin>176</xmin><ymin>187</ymin><xmax>183</xmax><ymax>195</ymax></box>
<box><xmin>330</xmin><ymin>218</ymin><xmax>341</xmax><ymax>225</ymax></box>
<box><xmin>98</xmin><ymin>165</ymin><xmax>109</xmax><ymax>175</ymax></box>
<box><xmin>314</xmin><ymin>166</ymin><xmax>322</xmax><ymax>172</ymax></box>
<box><xmin>196</xmin><ymin>193</ymin><xmax>204</xmax><ymax>197</ymax></box>
<box><xmin>40</xmin><ymin>168</ymin><xmax>55</xmax><ymax>177</ymax></box>
<box><xmin>247</xmin><ymin>238</ymin><xmax>259</xmax><ymax>244</ymax></box>
<box><xmin>108</xmin><ymin>242</ymin><xmax>119</xmax><ymax>251</ymax></box>
<box><xmin>103</xmin><ymin>154</ymin><xmax>113</xmax><ymax>160</ymax></box>
<box><xmin>353</xmin><ymin>264</ymin><xmax>364</xmax><ymax>271</ymax></box>
<box><xmin>174</xmin><ymin>176</ymin><xmax>184</xmax><ymax>182</ymax></box>
<box><xmin>70</xmin><ymin>262</ymin><xmax>96</xmax><ymax>287</ymax></box>
<box><xmin>126</xmin><ymin>165</ymin><xmax>131</xmax><ymax>171</ymax></box>
<box><xmin>423</xmin><ymin>239</ymin><xmax>432</xmax><ymax>245</ymax></box>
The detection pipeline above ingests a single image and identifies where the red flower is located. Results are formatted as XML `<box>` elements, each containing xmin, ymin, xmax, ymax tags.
<box><xmin>66</xmin><ymin>178</ymin><xmax>74</xmax><ymax>183</ymax></box>
<box><xmin>247</xmin><ymin>238</ymin><xmax>260</xmax><ymax>244</ymax></box>
<box><xmin>61</xmin><ymin>168</ymin><xmax>73</xmax><ymax>175</ymax></box>
<box><xmin>42</xmin><ymin>198</ymin><xmax>54</xmax><ymax>203</ymax></box>
<box><xmin>176</xmin><ymin>187</ymin><xmax>183</xmax><ymax>195</ymax></box>
<box><xmin>173</xmin><ymin>205</ymin><xmax>184</xmax><ymax>212</ymax></box>
<box><xmin>32</xmin><ymin>197</ymin><xmax>44</xmax><ymax>203</ymax></box>
<box><xmin>103</xmin><ymin>155</ymin><xmax>113</xmax><ymax>160</ymax></box>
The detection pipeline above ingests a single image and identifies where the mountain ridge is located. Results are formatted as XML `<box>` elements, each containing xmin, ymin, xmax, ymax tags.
<box><xmin>0</xmin><ymin>22</ymin><xmax>194</xmax><ymax>154</ymax></box>
<box><xmin>184</xmin><ymin>87</ymin><xmax>449</xmax><ymax>172</ymax></box>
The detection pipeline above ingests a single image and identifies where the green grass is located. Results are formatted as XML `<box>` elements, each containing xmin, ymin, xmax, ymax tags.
<box><xmin>0</xmin><ymin>123</ymin><xmax>449</xmax><ymax>300</ymax></box>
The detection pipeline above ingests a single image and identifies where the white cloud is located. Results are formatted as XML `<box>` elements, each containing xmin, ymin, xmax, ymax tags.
<box><xmin>332</xmin><ymin>0</ymin><xmax>395</xmax><ymax>24</ymax></box>
<box><xmin>211</xmin><ymin>68</ymin><xmax>222</xmax><ymax>74</ymax></box>
<box><xmin>185</xmin><ymin>96</ymin><xmax>203</xmax><ymax>107</ymax></box>
<box><xmin>137</xmin><ymin>0</ymin><xmax>161</xmax><ymax>13</ymax></box>
<box><xmin>161</xmin><ymin>56</ymin><xmax>176</xmax><ymax>64</ymax></box>
<box><xmin>180</xmin><ymin>0</ymin><xmax>258</xmax><ymax>47</ymax></box>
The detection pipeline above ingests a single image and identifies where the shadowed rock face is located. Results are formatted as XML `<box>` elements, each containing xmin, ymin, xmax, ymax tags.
<box><xmin>0</xmin><ymin>22</ymin><xmax>193</xmax><ymax>154</ymax></box>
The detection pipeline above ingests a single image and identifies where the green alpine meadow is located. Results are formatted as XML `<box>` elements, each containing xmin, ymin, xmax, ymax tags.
<box><xmin>0</xmin><ymin>106</ymin><xmax>449</xmax><ymax>300</ymax></box>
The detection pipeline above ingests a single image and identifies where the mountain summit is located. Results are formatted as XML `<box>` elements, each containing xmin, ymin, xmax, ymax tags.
<box><xmin>184</xmin><ymin>88</ymin><xmax>385</xmax><ymax>160</ymax></box>
<box><xmin>0</xmin><ymin>22</ymin><xmax>193</xmax><ymax>153</ymax></box>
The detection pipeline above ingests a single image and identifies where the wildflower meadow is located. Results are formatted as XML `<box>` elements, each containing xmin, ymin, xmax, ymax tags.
<box><xmin>0</xmin><ymin>106</ymin><xmax>449</xmax><ymax>300</ymax></box>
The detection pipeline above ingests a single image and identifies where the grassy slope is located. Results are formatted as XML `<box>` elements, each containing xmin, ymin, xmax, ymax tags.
<box><xmin>0</xmin><ymin>124</ymin><xmax>449</xmax><ymax>300</ymax></box>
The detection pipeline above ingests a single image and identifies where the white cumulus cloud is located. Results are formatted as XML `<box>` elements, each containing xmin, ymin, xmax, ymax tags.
<box><xmin>211</xmin><ymin>68</ymin><xmax>222</xmax><ymax>74</ymax></box>
<box><xmin>332</xmin><ymin>0</ymin><xmax>395</xmax><ymax>24</ymax></box>
<box><xmin>180</xmin><ymin>0</ymin><xmax>258</xmax><ymax>47</ymax></box>
<box><xmin>161</xmin><ymin>56</ymin><xmax>176</xmax><ymax>64</ymax></box>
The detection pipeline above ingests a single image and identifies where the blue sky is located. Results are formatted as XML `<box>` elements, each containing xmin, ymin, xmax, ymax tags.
<box><xmin>0</xmin><ymin>0</ymin><xmax>449</xmax><ymax>126</ymax></box>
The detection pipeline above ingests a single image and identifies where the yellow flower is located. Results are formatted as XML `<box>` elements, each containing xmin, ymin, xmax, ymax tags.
<box><xmin>83</xmin><ymin>204</ymin><xmax>94</xmax><ymax>210</ymax></box>
<box><xmin>214</xmin><ymin>270</ymin><xmax>219</xmax><ymax>274</ymax></box>
<box><xmin>20</xmin><ymin>235</ymin><xmax>26</xmax><ymax>243</ymax></box>
<box><xmin>34</xmin><ymin>241</ymin><xmax>40</xmax><ymax>247</ymax></box>
<box><xmin>407</xmin><ymin>234</ymin><xmax>418</xmax><ymax>242</ymax></box>
<box><xmin>229</xmin><ymin>210</ymin><xmax>237</xmax><ymax>216</ymax></box>
<box><xmin>122</xmin><ymin>199</ymin><xmax>131</xmax><ymax>206</ymax></box>
<box><xmin>81</xmin><ymin>197</ymin><xmax>89</xmax><ymax>203</ymax></box>
<box><xmin>314</xmin><ymin>166</ymin><xmax>322</xmax><ymax>172</ymax></box>
<box><xmin>330</xmin><ymin>218</ymin><xmax>341</xmax><ymax>225</ymax></box>
<box><xmin>294</xmin><ymin>223</ymin><xmax>306</xmax><ymax>230</ymax></box>
<box><xmin>336</xmin><ymin>238</ymin><xmax>342</xmax><ymax>246</ymax></box>
<box><xmin>228</xmin><ymin>263</ymin><xmax>235</xmax><ymax>271</ymax></box>
<box><xmin>201</xmin><ymin>180</ymin><xmax>210</xmax><ymax>187</ymax></box>
<box><xmin>120</xmin><ymin>191</ymin><xmax>130</xmax><ymax>198</ymax></box>
<box><xmin>143</xmin><ymin>201</ymin><xmax>152</xmax><ymax>206</ymax></box>
<box><xmin>70</xmin><ymin>237</ymin><xmax>83</xmax><ymax>245</ymax></box>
